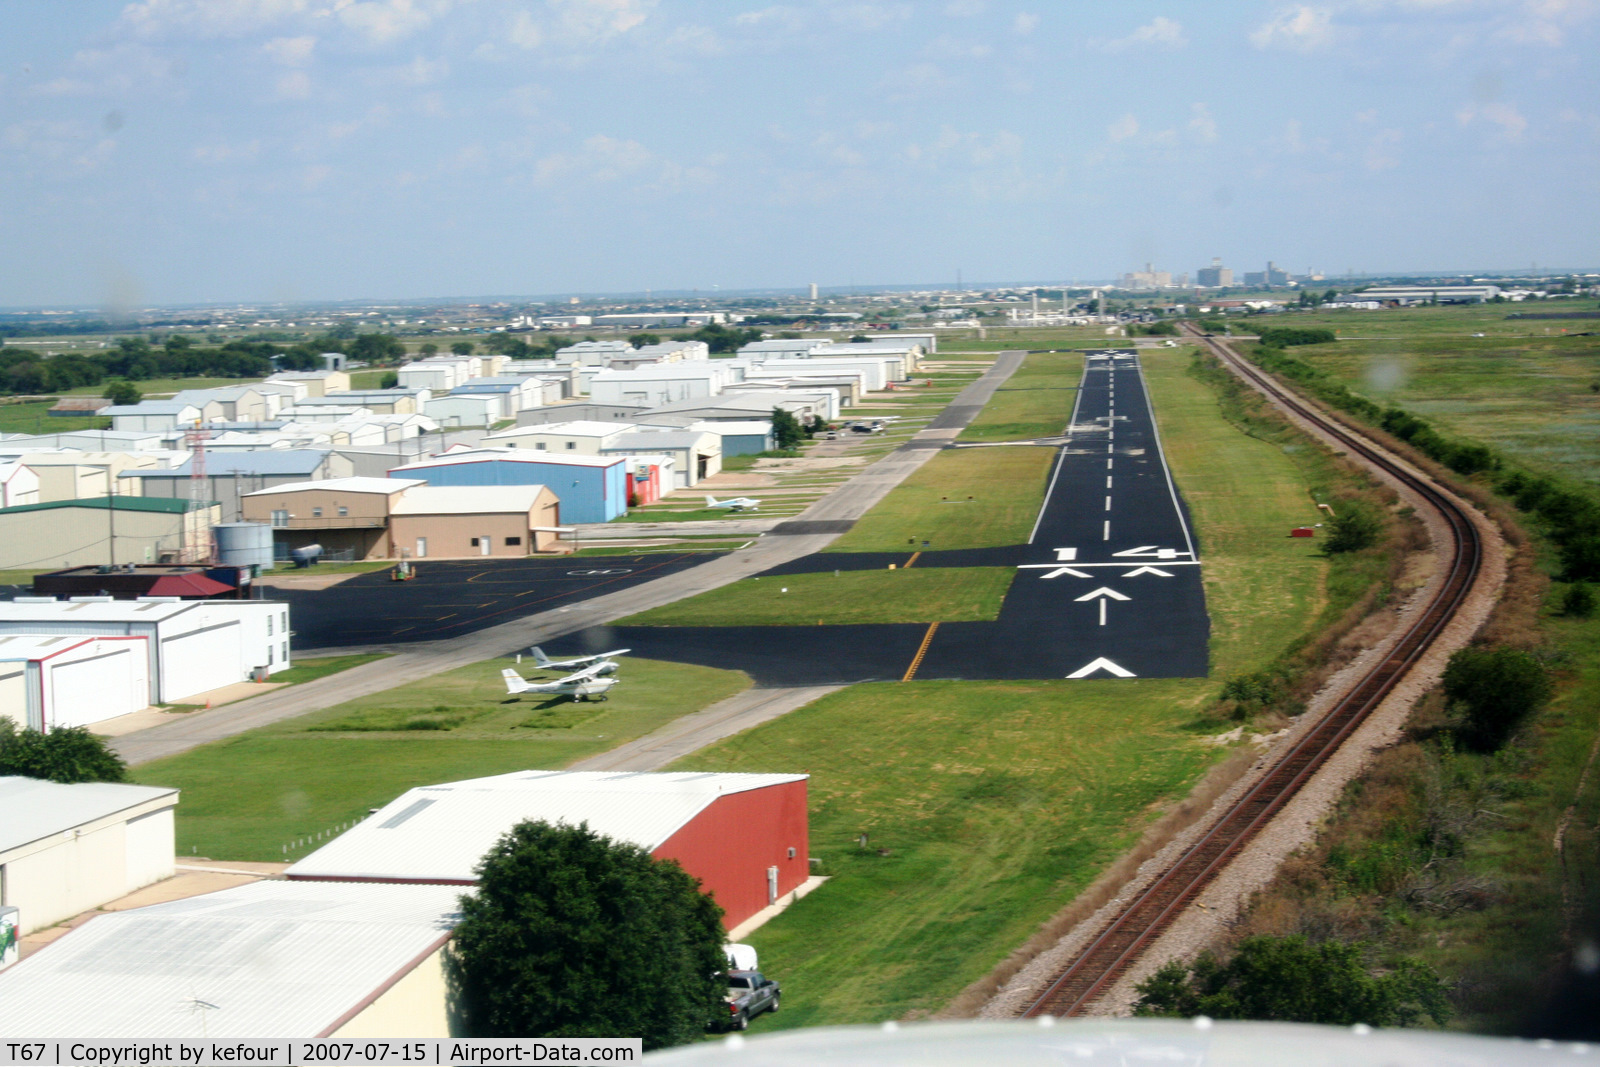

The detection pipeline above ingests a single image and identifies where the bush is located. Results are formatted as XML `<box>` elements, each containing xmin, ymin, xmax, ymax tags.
<box><xmin>452</xmin><ymin>820</ymin><xmax>727</xmax><ymax>1049</ymax></box>
<box><xmin>102</xmin><ymin>379</ymin><xmax>141</xmax><ymax>406</ymax></box>
<box><xmin>1441</xmin><ymin>646</ymin><xmax>1553</xmax><ymax>751</ymax></box>
<box><xmin>1256</xmin><ymin>327</ymin><xmax>1337</xmax><ymax>347</ymax></box>
<box><xmin>0</xmin><ymin>721</ymin><xmax>127</xmax><ymax>783</ymax></box>
<box><xmin>379</xmin><ymin>371</ymin><xmax>399</xmax><ymax>389</ymax></box>
<box><xmin>1134</xmin><ymin>935</ymin><xmax>1450</xmax><ymax>1027</ymax></box>
<box><xmin>1560</xmin><ymin>581</ymin><xmax>1596</xmax><ymax>618</ymax></box>
<box><xmin>1323</xmin><ymin>506</ymin><xmax>1384</xmax><ymax>554</ymax></box>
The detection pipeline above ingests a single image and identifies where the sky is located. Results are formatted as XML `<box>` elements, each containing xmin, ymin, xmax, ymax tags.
<box><xmin>1</xmin><ymin>0</ymin><xmax>1597</xmax><ymax>307</ymax></box>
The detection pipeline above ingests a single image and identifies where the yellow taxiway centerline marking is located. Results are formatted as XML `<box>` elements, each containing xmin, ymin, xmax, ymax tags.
<box><xmin>902</xmin><ymin>621</ymin><xmax>940</xmax><ymax>682</ymax></box>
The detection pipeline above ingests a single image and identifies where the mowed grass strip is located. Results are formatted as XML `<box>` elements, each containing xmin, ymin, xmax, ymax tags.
<box><xmin>129</xmin><ymin>655</ymin><xmax>750</xmax><ymax>861</ymax></box>
<box><xmin>667</xmin><ymin>679</ymin><xmax>1217</xmax><ymax>1028</ymax></box>
<box><xmin>620</xmin><ymin>566</ymin><xmax>1015</xmax><ymax>627</ymax></box>
<box><xmin>665</xmin><ymin>345</ymin><xmax>1334</xmax><ymax>1029</ymax></box>
<box><xmin>958</xmin><ymin>349</ymin><xmax>1085</xmax><ymax>442</ymax></box>
<box><xmin>826</xmin><ymin>447</ymin><xmax>1055</xmax><ymax>552</ymax></box>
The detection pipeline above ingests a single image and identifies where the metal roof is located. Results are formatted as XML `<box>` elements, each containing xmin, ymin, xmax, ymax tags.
<box><xmin>243</xmin><ymin>477</ymin><xmax>425</xmax><ymax>497</ymax></box>
<box><xmin>0</xmin><ymin>496</ymin><xmax>202</xmax><ymax>516</ymax></box>
<box><xmin>488</xmin><ymin>420</ymin><xmax>629</xmax><ymax>438</ymax></box>
<box><xmin>0</xmin><ymin>775</ymin><xmax>178</xmax><ymax>855</ymax></box>
<box><xmin>603</xmin><ymin>431</ymin><xmax>711</xmax><ymax>451</ymax></box>
<box><xmin>0</xmin><ymin>598</ymin><xmax>218</xmax><ymax>623</ymax></box>
<box><xmin>389</xmin><ymin>485</ymin><xmax>549</xmax><ymax>515</ymax></box>
<box><xmin>0</xmin><ymin>881</ymin><xmax>462</xmax><ymax>1038</ymax></box>
<box><xmin>123</xmin><ymin>449</ymin><xmax>332</xmax><ymax>478</ymax></box>
<box><xmin>391</xmin><ymin>451</ymin><xmax>624</xmax><ymax>471</ymax></box>
<box><xmin>285</xmin><ymin>769</ymin><xmax>806</xmax><ymax>884</ymax></box>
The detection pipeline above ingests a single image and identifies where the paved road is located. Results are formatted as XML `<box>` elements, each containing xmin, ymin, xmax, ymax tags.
<box><xmin>112</xmin><ymin>352</ymin><xmax>1025</xmax><ymax>766</ymax></box>
<box><xmin>545</xmin><ymin>350</ymin><xmax>1210</xmax><ymax>684</ymax></box>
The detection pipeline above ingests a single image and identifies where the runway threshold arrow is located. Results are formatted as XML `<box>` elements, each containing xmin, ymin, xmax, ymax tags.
<box><xmin>1074</xmin><ymin>587</ymin><xmax>1131</xmax><ymax>602</ymax></box>
<box><xmin>1067</xmin><ymin>657</ymin><xmax>1137</xmax><ymax>679</ymax></box>
<box><xmin>1122</xmin><ymin>566</ymin><xmax>1174</xmax><ymax>577</ymax></box>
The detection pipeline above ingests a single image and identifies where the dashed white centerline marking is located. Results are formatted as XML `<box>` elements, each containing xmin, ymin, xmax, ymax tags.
<box><xmin>1099</xmin><ymin>599</ymin><xmax>1107</xmax><ymax>626</ymax></box>
<box><xmin>1104</xmin><ymin>495</ymin><xmax>1112</xmax><ymax>510</ymax></box>
<box><xmin>1106</xmin><ymin>458</ymin><xmax>1114</xmax><ymax>469</ymax></box>
<box><xmin>1106</xmin><ymin>476</ymin><xmax>1113</xmax><ymax>488</ymax></box>
<box><xmin>1103</xmin><ymin>520</ymin><xmax>1111</xmax><ymax>540</ymax></box>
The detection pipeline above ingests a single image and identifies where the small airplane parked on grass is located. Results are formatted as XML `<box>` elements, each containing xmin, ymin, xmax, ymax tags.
<box><xmin>502</xmin><ymin>662</ymin><xmax>618</xmax><ymax>702</ymax></box>
<box><xmin>705</xmin><ymin>494</ymin><xmax>761</xmax><ymax>512</ymax></box>
<box><xmin>529</xmin><ymin>646</ymin><xmax>629</xmax><ymax>673</ymax></box>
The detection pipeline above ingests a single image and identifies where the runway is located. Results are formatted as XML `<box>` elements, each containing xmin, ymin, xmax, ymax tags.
<box><xmin>543</xmin><ymin>350</ymin><xmax>1210</xmax><ymax>683</ymax></box>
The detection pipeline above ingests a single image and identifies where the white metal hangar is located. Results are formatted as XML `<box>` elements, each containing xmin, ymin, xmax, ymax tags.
<box><xmin>0</xmin><ymin>633</ymin><xmax>151</xmax><ymax>730</ymax></box>
<box><xmin>0</xmin><ymin>776</ymin><xmax>178</xmax><ymax>933</ymax></box>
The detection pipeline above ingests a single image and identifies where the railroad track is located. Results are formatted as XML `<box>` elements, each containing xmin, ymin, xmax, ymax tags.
<box><xmin>1019</xmin><ymin>325</ymin><xmax>1485</xmax><ymax>1018</ymax></box>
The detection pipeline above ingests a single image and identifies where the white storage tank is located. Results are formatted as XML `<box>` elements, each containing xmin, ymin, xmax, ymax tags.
<box><xmin>214</xmin><ymin>522</ymin><xmax>275</xmax><ymax>569</ymax></box>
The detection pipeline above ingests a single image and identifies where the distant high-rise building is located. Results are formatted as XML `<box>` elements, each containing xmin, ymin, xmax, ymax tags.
<box><xmin>1120</xmin><ymin>262</ymin><xmax>1172</xmax><ymax>289</ymax></box>
<box><xmin>1196</xmin><ymin>257</ymin><xmax>1233</xmax><ymax>287</ymax></box>
<box><xmin>809</xmin><ymin>282</ymin><xmax>818</xmax><ymax>301</ymax></box>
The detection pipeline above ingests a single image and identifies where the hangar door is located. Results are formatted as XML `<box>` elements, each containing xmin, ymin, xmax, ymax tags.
<box><xmin>49</xmin><ymin>649</ymin><xmax>143</xmax><ymax>729</ymax></box>
<box><xmin>160</xmin><ymin>623</ymin><xmax>241</xmax><ymax>702</ymax></box>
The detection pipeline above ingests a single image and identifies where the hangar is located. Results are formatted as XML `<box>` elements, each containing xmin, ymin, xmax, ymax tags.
<box><xmin>0</xmin><ymin>633</ymin><xmax>151</xmax><ymax>730</ymax></box>
<box><xmin>0</xmin><ymin>881</ymin><xmax>462</xmax><ymax>1037</ymax></box>
<box><xmin>285</xmin><ymin>769</ymin><xmax>810</xmax><ymax>930</ymax></box>
<box><xmin>0</xmin><ymin>776</ymin><xmax>178</xmax><ymax>933</ymax></box>
<box><xmin>0</xmin><ymin>598</ymin><xmax>291</xmax><ymax>704</ymax></box>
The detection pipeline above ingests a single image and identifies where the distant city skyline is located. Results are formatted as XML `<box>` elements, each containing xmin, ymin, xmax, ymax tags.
<box><xmin>2</xmin><ymin>1</ymin><xmax>1595</xmax><ymax>307</ymax></box>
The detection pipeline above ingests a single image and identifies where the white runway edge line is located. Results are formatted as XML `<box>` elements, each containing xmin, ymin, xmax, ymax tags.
<box><xmin>1132</xmin><ymin>354</ymin><xmax>1200</xmax><ymax>560</ymax></box>
<box><xmin>1028</xmin><ymin>351</ymin><xmax>1092</xmax><ymax>544</ymax></box>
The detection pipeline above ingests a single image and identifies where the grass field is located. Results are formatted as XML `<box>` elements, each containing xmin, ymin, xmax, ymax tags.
<box><xmin>268</xmin><ymin>653</ymin><xmax>390</xmax><ymax>686</ymax></box>
<box><xmin>958</xmin><ymin>350</ymin><xmax>1084</xmax><ymax>442</ymax></box>
<box><xmin>825</xmin><ymin>447</ymin><xmax>1055</xmax><ymax>552</ymax></box>
<box><xmin>129</xmin><ymin>655</ymin><xmax>751</xmax><ymax>861</ymax></box>
<box><xmin>0</xmin><ymin>401</ymin><xmax>107</xmax><ymax>434</ymax></box>
<box><xmin>59</xmin><ymin>376</ymin><xmax>263</xmax><ymax>397</ymax></box>
<box><xmin>620</xmin><ymin>566</ymin><xmax>1015</xmax><ymax>627</ymax></box>
<box><xmin>1271</xmin><ymin>304</ymin><xmax>1600</xmax><ymax>489</ymax></box>
<box><xmin>667</xmin><ymin>343</ymin><xmax>1335</xmax><ymax>1028</ymax></box>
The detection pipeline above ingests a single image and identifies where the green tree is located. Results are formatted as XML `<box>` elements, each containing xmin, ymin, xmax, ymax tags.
<box><xmin>347</xmin><ymin>333</ymin><xmax>405</xmax><ymax>364</ymax></box>
<box><xmin>1442</xmin><ymin>645</ymin><xmax>1554</xmax><ymax>751</ymax></box>
<box><xmin>451</xmin><ymin>341</ymin><xmax>476</xmax><ymax>356</ymax></box>
<box><xmin>771</xmin><ymin>406</ymin><xmax>805</xmax><ymax>450</ymax></box>
<box><xmin>379</xmin><ymin>371</ymin><xmax>399</xmax><ymax>389</ymax></box>
<box><xmin>419</xmin><ymin>342</ymin><xmax>438</xmax><ymax>357</ymax></box>
<box><xmin>102</xmin><ymin>379</ymin><xmax>141</xmax><ymax>406</ymax></box>
<box><xmin>0</xmin><ymin>721</ymin><xmax>127</xmax><ymax>783</ymax></box>
<box><xmin>452</xmin><ymin>821</ymin><xmax>726</xmax><ymax>1049</ymax></box>
<box><xmin>1134</xmin><ymin>936</ymin><xmax>1450</xmax><ymax>1027</ymax></box>
<box><xmin>1560</xmin><ymin>581</ymin><xmax>1595</xmax><ymax>618</ymax></box>
<box><xmin>1322</xmin><ymin>506</ymin><xmax>1383</xmax><ymax>554</ymax></box>
<box><xmin>630</xmin><ymin>332</ymin><xmax>662</xmax><ymax>348</ymax></box>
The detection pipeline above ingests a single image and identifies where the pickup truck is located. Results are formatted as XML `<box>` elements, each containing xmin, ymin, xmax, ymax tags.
<box><xmin>723</xmin><ymin>969</ymin><xmax>780</xmax><ymax>1030</ymax></box>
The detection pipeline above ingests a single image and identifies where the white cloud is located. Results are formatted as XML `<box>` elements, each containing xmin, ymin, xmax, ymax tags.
<box><xmin>1365</xmin><ymin>127</ymin><xmax>1402</xmax><ymax>170</ymax></box>
<box><xmin>1013</xmin><ymin>12</ymin><xmax>1039</xmax><ymax>34</ymax></box>
<box><xmin>192</xmin><ymin>139</ymin><xmax>263</xmax><ymax>164</ymax></box>
<box><xmin>263</xmin><ymin>35</ymin><xmax>317</xmax><ymax>65</ymax></box>
<box><xmin>549</xmin><ymin>0</ymin><xmax>654</xmax><ymax>40</ymax></box>
<box><xmin>924</xmin><ymin>35</ymin><xmax>992</xmax><ymax>59</ymax></box>
<box><xmin>121</xmin><ymin>0</ymin><xmax>313</xmax><ymax>39</ymax></box>
<box><xmin>1103</xmin><ymin>16</ymin><xmax>1187</xmax><ymax>52</ymax></box>
<box><xmin>828</xmin><ymin>3</ymin><xmax>913</xmax><ymax>31</ymax></box>
<box><xmin>530</xmin><ymin>133</ymin><xmax>712</xmax><ymax>193</ymax></box>
<box><xmin>1188</xmin><ymin>102</ymin><xmax>1218</xmax><ymax>142</ymax></box>
<box><xmin>509</xmin><ymin>10</ymin><xmax>544</xmax><ymax>48</ymax></box>
<box><xmin>1108</xmin><ymin>114</ymin><xmax>1140</xmax><ymax>142</ymax></box>
<box><xmin>275</xmin><ymin>69</ymin><xmax>313</xmax><ymax>98</ymax></box>
<box><xmin>1249</xmin><ymin>6</ymin><xmax>1337</xmax><ymax>51</ymax></box>
<box><xmin>1456</xmin><ymin>101</ymin><xmax>1529</xmax><ymax>139</ymax></box>
<box><xmin>335</xmin><ymin>0</ymin><xmax>442</xmax><ymax>45</ymax></box>
<box><xmin>944</xmin><ymin>0</ymin><xmax>985</xmax><ymax>14</ymax></box>
<box><xmin>734</xmin><ymin>5</ymin><xmax>805</xmax><ymax>30</ymax></box>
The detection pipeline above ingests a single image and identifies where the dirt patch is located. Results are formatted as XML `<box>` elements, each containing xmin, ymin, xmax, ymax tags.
<box><xmin>255</xmin><ymin>571</ymin><xmax>369</xmax><ymax>590</ymax></box>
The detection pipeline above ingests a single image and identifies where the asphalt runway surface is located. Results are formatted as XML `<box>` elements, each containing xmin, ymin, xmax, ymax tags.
<box><xmin>273</xmin><ymin>553</ymin><xmax>715</xmax><ymax>649</ymax></box>
<box><xmin>543</xmin><ymin>350</ymin><xmax>1211</xmax><ymax>683</ymax></box>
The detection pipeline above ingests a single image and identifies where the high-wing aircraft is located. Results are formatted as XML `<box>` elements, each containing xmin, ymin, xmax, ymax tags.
<box><xmin>705</xmin><ymin>494</ymin><xmax>761</xmax><ymax>511</ymax></box>
<box><xmin>529</xmin><ymin>646</ymin><xmax>629</xmax><ymax>673</ymax></box>
<box><xmin>502</xmin><ymin>662</ymin><xmax>618</xmax><ymax>702</ymax></box>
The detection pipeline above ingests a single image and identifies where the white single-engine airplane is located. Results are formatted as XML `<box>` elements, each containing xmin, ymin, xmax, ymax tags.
<box><xmin>529</xmin><ymin>646</ymin><xmax>630</xmax><ymax>674</ymax></box>
<box><xmin>502</xmin><ymin>662</ymin><xmax>618</xmax><ymax>702</ymax></box>
<box><xmin>704</xmin><ymin>494</ymin><xmax>761</xmax><ymax>512</ymax></box>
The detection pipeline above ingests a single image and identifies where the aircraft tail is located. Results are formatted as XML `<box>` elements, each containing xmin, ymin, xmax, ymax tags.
<box><xmin>502</xmin><ymin>668</ymin><xmax>532</xmax><ymax>694</ymax></box>
<box><xmin>529</xmin><ymin>646</ymin><xmax>554</xmax><ymax>667</ymax></box>
<box><xmin>705</xmin><ymin>494</ymin><xmax>719</xmax><ymax>508</ymax></box>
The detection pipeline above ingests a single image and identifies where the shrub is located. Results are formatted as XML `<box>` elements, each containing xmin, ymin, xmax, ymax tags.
<box><xmin>1441</xmin><ymin>646</ymin><xmax>1553</xmax><ymax>751</ymax></box>
<box><xmin>0</xmin><ymin>721</ymin><xmax>127</xmax><ymax>783</ymax></box>
<box><xmin>1323</xmin><ymin>506</ymin><xmax>1384</xmax><ymax>554</ymax></box>
<box><xmin>1256</xmin><ymin>327</ymin><xmax>1337</xmax><ymax>348</ymax></box>
<box><xmin>1560</xmin><ymin>581</ymin><xmax>1596</xmax><ymax>618</ymax></box>
<box><xmin>1134</xmin><ymin>935</ymin><xmax>1450</xmax><ymax>1026</ymax></box>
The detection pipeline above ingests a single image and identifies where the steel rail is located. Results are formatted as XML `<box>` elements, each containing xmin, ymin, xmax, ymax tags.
<box><xmin>1019</xmin><ymin>326</ymin><xmax>1484</xmax><ymax>1017</ymax></box>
